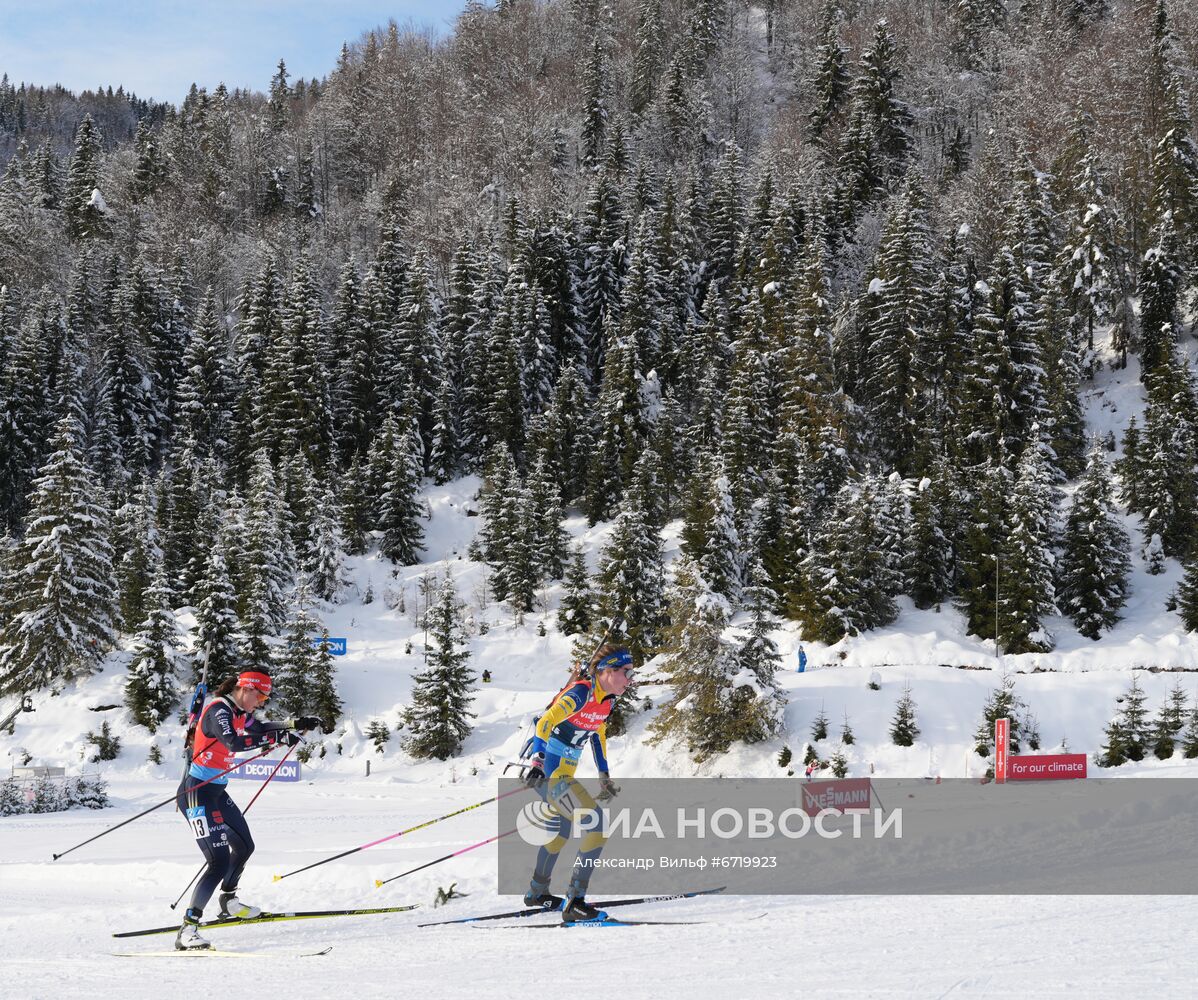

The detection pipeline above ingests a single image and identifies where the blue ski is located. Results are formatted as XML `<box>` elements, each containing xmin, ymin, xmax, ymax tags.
<box><xmin>417</xmin><ymin>887</ymin><xmax>725</xmax><ymax>928</ymax></box>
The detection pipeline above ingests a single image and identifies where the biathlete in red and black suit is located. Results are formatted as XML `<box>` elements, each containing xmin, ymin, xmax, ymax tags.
<box><xmin>521</xmin><ymin>644</ymin><xmax>634</xmax><ymax>923</ymax></box>
<box><xmin>174</xmin><ymin>670</ymin><xmax>321</xmax><ymax>950</ymax></box>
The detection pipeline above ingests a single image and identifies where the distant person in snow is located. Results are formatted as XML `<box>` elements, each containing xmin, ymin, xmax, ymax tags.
<box><xmin>174</xmin><ymin>671</ymin><xmax>322</xmax><ymax>950</ymax></box>
<box><xmin>519</xmin><ymin>644</ymin><xmax>633</xmax><ymax>923</ymax></box>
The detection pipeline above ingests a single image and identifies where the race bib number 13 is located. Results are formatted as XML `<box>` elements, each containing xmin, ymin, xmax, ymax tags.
<box><xmin>186</xmin><ymin>806</ymin><xmax>210</xmax><ymax>840</ymax></box>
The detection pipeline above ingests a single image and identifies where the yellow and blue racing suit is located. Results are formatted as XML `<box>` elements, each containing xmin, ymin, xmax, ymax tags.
<box><xmin>528</xmin><ymin>674</ymin><xmax>615</xmax><ymax>899</ymax></box>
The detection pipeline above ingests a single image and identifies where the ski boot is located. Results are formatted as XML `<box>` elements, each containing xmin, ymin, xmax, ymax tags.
<box><xmin>218</xmin><ymin>890</ymin><xmax>262</xmax><ymax>920</ymax></box>
<box><xmin>560</xmin><ymin>896</ymin><xmax>606</xmax><ymax>924</ymax></box>
<box><xmin>175</xmin><ymin>913</ymin><xmax>211</xmax><ymax>951</ymax></box>
<box><xmin>524</xmin><ymin>876</ymin><xmax>562</xmax><ymax>911</ymax></box>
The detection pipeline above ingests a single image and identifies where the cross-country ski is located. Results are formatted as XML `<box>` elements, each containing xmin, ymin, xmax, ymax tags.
<box><xmin>113</xmin><ymin>946</ymin><xmax>334</xmax><ymax>959</ymax></box>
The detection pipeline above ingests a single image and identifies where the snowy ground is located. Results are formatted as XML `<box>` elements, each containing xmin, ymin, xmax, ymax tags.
<box><xmin>4</xmin><ymin>333</ymin><xmax>1198</xmax><ymax>996</ymax></box>
<box><xmin>6</xmin><ymin>769</ymin><xmax>1198</xmax><ymax>999</ymax></box>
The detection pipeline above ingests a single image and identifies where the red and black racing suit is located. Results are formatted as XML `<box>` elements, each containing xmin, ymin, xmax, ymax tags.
<box><xmin>175</xmin><ymin>696</ymin><xmax>287</xmax><ymax>920</ymax></box>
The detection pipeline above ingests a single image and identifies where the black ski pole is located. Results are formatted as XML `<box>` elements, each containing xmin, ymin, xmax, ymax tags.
<box><xmin>51</xmin><ymin>746</ymin><xmax>277</xmax><ymax>861</ymax></box>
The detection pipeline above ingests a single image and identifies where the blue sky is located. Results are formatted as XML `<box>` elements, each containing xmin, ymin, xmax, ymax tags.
<box><xmin>0</xmin><ymin>1</ymin><xmax>466</xmax><ymax>104</ymax></box>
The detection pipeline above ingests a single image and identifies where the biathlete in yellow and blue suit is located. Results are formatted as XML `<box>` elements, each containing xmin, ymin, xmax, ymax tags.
<box><xmin>521</xmin><ymin>644</ymin><xmax>634</xmax><ymax>923</ymax></box>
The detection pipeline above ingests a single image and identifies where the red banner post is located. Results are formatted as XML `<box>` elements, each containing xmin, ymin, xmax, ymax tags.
<box><xmin>994</xmin><ymin>718</ymin><xmax>1009</xmax><ymax>784</ymax></box>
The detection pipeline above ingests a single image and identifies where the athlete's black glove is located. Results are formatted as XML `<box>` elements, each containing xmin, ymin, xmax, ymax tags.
<box><xmin>293</xmin><ymin>716</ymin><xmax>324</xmax><ymax>733</ymax></box>
<box><xmin>277</xmin><ymin>729</ymin><xmax>304</xmax><ymax>747</ymax></box>
<box><xmin>597</xmin><ymin>774</ymin><xmax>620</xmax><ymax>802</ymax></box>
<box><xmin>523</xmin><ymin>753</ymin><xmax>547</xmax><ymax>791</ymax></box>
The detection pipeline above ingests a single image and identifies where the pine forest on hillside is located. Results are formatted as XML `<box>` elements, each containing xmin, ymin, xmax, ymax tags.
<box><xmin>2</xmin><ymin>0</ymin><xmax>1198</xmax><ymax>760</ymax></box>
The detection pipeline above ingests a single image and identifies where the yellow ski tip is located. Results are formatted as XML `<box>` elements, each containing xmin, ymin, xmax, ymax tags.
<box><xmin>272</xmin><ymin>875</ymin><xmax>282</xmax><ymax>882</ymax></box>
<box><xmin>374</xmin><ymin>880</ymin><xmax>384</xmax><ymax>888</ymax></box>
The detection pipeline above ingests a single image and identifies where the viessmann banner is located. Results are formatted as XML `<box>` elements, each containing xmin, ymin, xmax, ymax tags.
<box><xmin>496</xmin><ymin>778</ymin><xmax>1198</xmax><ymax>894</ymax></box>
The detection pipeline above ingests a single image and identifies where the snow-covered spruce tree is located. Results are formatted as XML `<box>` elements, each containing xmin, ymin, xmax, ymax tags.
<box><xmin>279</xmin><ymin>452</ymin><xmax>319</xmax><ymax>564</ymax></box>
<box><xmin>1138</xmin><ymin>213</ymin><xmax>1182</xmax><ymax>376</ymax></box>
<box><xmin>584</xmin><ymin>331</ymin><xmax>654</xmax><ymax>523</ymax></box>
<box><xmin>1137</xmin><ymin>387</ymin><xmax>1198</xmax><ymax>559</ymax></box>
<box><xmin>403</xmin><ymin>578</ymin><xmax>476</xmax><ymax>760</ymax></box>
<box><xmin>811</xmin><ymin>706</ymin><xmax>829</xmax><ymax>742</ymax></box>
<box><xmin>239</xmin><ymin>449</ymin><xmax>293</xmax><ymax>631</ymax></box>
<box><xmin>794</xmin><ymin>480</ymin><xmax>899</xmax><ymax>644</ymax></box>
<box><xmin>908</xmin><ymin>462</ymin><xmax>955</xmax><ymax>609</ymax></box>
<box><xmin>525</xmin><ymin>453</ymin><xmax>569</xmax><ymax>583</ymax></box>
<box><xmin>475</xmin><ymin>443</ymin><xmax>518</xmax><ymax>562</ymax></box>
<box><xmin>503</xmin><ymin>487</ymin><xmax>539</xmax><ymax>618</ymax></box>
<box><xmin>258</xmin><ymin>254</ymin><xmax>335</xmax><ymax>466</ymax></box>
<box><xmin>862</xmin><ymin>178</ymin><xmax>934</xmax><ymax>477</ymax></box>
<box><xmin>647</xmin><ymin>559</ymin><xmax>743</xmax><ymax>762</ymax></box>
<box><xmin>161</xmin><ymin>449</ymin><xmax>224</xmax><ymax>605</ymax></box>
<box><xmin>63</xmin><ymin>115</ymin><xmax>108</xmax><ymax>240</ymax></box>
<box><xmin>309</xmin><ymin>629</ymin><xmax>343</xmax><ymax>729</ymax></box>
<box><xmin>239</xmin><ymin>574</ymin><xmax>276</xmax><ymax>675</ymax></box>
<box><xmin>378</xmin><ymin>425</ymin><xmax>426</xmax><ymax>566</ymax></box>
<box><xmin>974</xmin><ymin>674</ymin><xmax>1025</xmax><ymax>757</ymax></box>
<box><xmin>124</xmin><ymin>562</ymin><xmax>182</xmax><ymax>732</ymax></box>
<box><xmin>629</xmin><ymin>0</ymin><xmax>664</xmax><ymax>116</ymax></box>
<box><xmin>806</xmin><ymin>0</ymin><xmax>849</xmax><ymax>139</ymax></box>
<box><xmin>0</xmin><ymin>534</ymin><xmax>18</xmax><ymax>635</ymax></box>
<box><xmin>557</xmin><ymin>544</ymin><xmax>596</xmax><ymax>636</ymax></box>
<box><xmin>0</xmin><ymin>416</ymin><xmax>117</xmax><ymax>695</ymax></box>
<box><xmin>530</xmin><ymin>363</ymin><xmax>595</xmax><ymax>506</ymax></box>
<box><xmin>1152</xmin><ymin>681</ymin><xmax>1188</xmax><ymax>759</ymax></box>
<box><xmin>890</xmin><ymin>682</ymin><xmax>920</xmax><ymax>746</ymax></box>
<box><xmin>307</xmin><ymin>486</ymin><xmax>349</xmax><ymax>603</ymax></box>
<box><xmin>339</xmin><ymin>455</ymin><xmax>371</xmax><ymax>556</ymax></box>
<box><xmin>1057</xmin><ymin>444</ymin><xmax>1131</xmax><ymax>639</ymax></box>
<box><xmin>1100</xmin><ymin>675</ymin><xmax>1150</xmax><ymax>766</ymax></box>
<box><xmin>112</xmin><ymin>479</ymin><xmax>162</xmax><ymax>630</ymax></box>
<box><xmin>1144</xmin><ymin>533</ymin><xmax>1166</xmax><ymax>575</ymax></box>
<box><xmin>727</xmin><ymin>562</ymin><xmax>786</xmax><ymax>743</ymax></box>
<box><xmin>1178</xmin><ymin>556</ymin><xmax>1198</xmax><ymax>631</ymax></box>
<box><xmin>996</xmin><ymin>440</ymin><xmax>1059</xmax><ymax>654</ymax></box>
<box><xmin>720</xmin><ymin>305</ymin><xmax>773</xmax><ymax>515</ymax></box>
<box><xmin>193</xmin><ymin>536</ymin><xmax>243</xmax><ymax>684</ymax></box>
<box><xmin>1150</xmin><ymin>68</ymin><xmax>1198</xmax><ymax>254</ymax></box>
<box><xmin>1057</xmin><ymin>112</ymin><xmax>1118</xmax><ymax>358</ymax></box>
<box><xmin>594</xmin><ymin>468</ymin><xmax>667</xmax><ymax>669</ymax></box>
<box><xmin>274</xmin><ymin>576</ymin><xmax>322</xmax><ymax>718</ymax></box>
<box><xmin>1182</xmin><ymin>706</ymin><xmax>1198</xmax><ymax>759</ymax></box>
<box><xmin>956</xmin><ymin>461</ymin><xmax>1012</xmax><ymax>643</ymax></box>
<box><xmin>177</xmin><ymin>287</ymin><xmax>235</xmax><ymax>462</ymax></box>
<box><xmin>681</xmin><ymin>461</ymin><xmax>742</xmax><ymax>605</ymax></box>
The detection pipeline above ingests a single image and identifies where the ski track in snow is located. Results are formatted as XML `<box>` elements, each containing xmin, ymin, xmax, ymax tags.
<box><xmin>5</xmin><ymin>333</ymin><xmax>1198</xmax><ymax>995</ymax></box>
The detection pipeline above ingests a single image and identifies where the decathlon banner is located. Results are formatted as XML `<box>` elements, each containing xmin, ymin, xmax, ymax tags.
<box><xmin>1008</xmin><ymin>754</ymin><xmax>1087</xmax><ymax>781</ymax></box>
<box><xmin>229</xmin><ymin>759</ymin><xmax>301</xmax><ymax>782</ymax></box>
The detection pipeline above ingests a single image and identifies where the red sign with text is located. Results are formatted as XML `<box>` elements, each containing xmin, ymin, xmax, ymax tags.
<box><xmin>995</xmin><ymin>718</ymin><xmax>1009</xmax><ymax>784</ymax></box>
<box><xmin>1008</xmin><ymin>754</ymin><xmax>1087</xmax><ymax>781</ymax></box>
<box><xmin>802</xmin><ymin>778</ymin><xmax>873</xmax><ymax>815</ymax></box>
